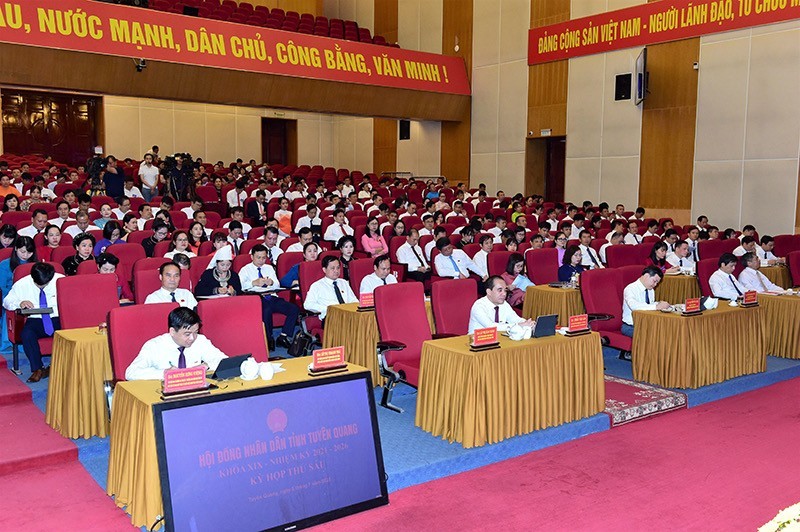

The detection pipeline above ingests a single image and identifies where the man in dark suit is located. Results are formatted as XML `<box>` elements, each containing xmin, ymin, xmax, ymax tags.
<box><xmin>247</xmin><ymin>189</ymin><xmax>269</xmax><ymax>227</ymax></box>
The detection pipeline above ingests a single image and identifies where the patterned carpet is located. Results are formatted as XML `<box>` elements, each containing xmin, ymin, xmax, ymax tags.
<box><xmin>603</xmin><ymin>375</ymin><xmax>687</xmax><ymax>427</ymax></box>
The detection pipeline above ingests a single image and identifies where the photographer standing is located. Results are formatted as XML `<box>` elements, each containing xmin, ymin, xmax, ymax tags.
<box><xmin>166</xmin><ymin>154</ymin><xmax>191</xmax><ymax>201</ymax></box>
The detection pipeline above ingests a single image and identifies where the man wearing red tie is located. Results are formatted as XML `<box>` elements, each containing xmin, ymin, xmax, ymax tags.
<box><xmin>125</xmin><ymin>307</ymin><xmax>227</xmax><ymax>381</ymax></box>
<box><xmin>323</xmin><ymin>209</ymin><xmax>354</xmax><ymax>243</ymax></box>
<box><xmin>247</xmin><ymin>190</ymin><xmax>269</xmax><ymax>227</ymax></box>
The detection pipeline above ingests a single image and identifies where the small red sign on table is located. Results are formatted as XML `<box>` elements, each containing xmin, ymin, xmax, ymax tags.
<box><xmin>684</xmin><ymin>297</ymin><xmax>701</xmax><ymax>314</ymax></box>
<box><xmin>310</xmin><ymin>346</ymin><xmax>347</xmax><ymax>373</ymax></box>
<box><xmin>568</xmin><ymin>314</ymin><xmax>589</xmax><ymax>332</ymax></box>
<box><xmin>742</xmin><ymin>290</ymin><xmax>759</xmax><ymax>307</ymax></box>
<box><xmin>471</xmin><ymin>327</ymin><xmax>498</xmax><ymax>347</ymax></box>
<box><xmin>162</xmin><ymin>366</ymin><xmax>207</xmax><ymax>395</ymax></box>
<box><xmin>358</xmin><ymin>292</ymin><xmax>375</xmax><ymax>309</ymax></box>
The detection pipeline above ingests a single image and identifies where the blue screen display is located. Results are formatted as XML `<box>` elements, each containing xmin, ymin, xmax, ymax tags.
<box><xmin>158</xmin><ymin>377</ymin><xmax>384</xmax><ymax>531</ymax></box>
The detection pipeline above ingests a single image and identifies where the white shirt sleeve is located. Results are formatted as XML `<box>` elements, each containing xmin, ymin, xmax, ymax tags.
<box><xmin>622</xmin><ymin>281</ymin><xmax>657</xmax><ymax>325</ymax></box>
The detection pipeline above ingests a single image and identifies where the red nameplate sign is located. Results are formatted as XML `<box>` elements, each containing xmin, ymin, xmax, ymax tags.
<box><xmin>311</xmin><ymin>346</ymin><xmax>347</xmax><ymax>371</ymax></box>
<box><xmin>743</xmin><ymin>291</ymin><xmax>758</xmax><ymax>305</ymax></box>
<box><xmin>568</xmin><ymin>314</ymin><xmax>589</xmax><ymax>332</ymax></box>
<box><xmin>684</xmin><ymin>298</ymin><xmax>701</xmax><ymax>314</ymax></box>
<box><xmin>472</xmin><ymin>327</ymin><xmax>498</xmax><ymax>347</ymax></box>
<box><xmin>163</xmin><ymin>366</ymin><xmax>207</xmax><ymax>394</ymax></box>
<box><xmin>359</xmin><ymin>292</ymin><xmax>374</xmax><ymax>308</ymax></box>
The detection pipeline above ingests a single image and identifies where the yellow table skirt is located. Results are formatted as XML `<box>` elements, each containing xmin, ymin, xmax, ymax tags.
<box><xmin>106</xmin><ymin>359</ymin><xmax>370</xmax><ymax>528</ymax></box>
<box><xmin>415</xmin><ymin>333</ymin><xmax>605</xmax><ymax>449</ymax></box>
<box><xmin>522</xmin><ymin>285</ymin><xmax>584</xmax><ymax>326</ymax></box>
<box><xmin>655</xmin><ymin>274</ymin><xmax>701</xmax><ymax>304</ymax></box>
<box><xmin>759</xmin><ymin>293</ymin><xmax>800</xmax><ymax>359</ymax></box>
<box><xmin>632</xmin><ymin>305</ymin><xmax>766</xmax><ymax>389</ymax></box>
<box><xmin>45</xmin><ymin>327</ymin><xmax>113</xmax><ymax>439</ymax></box>
<box><xmin>762</xmin><ymin>265</ymin><xmax>791</xmax><ymax>289</ymax></box>
<box><xmin>322</xmin><ymin>301</ymin><xmax>434</xmax><ymax>386</ymax></box>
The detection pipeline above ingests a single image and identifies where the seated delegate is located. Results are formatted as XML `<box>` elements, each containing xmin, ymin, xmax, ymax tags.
<box><xmin>359</xmin><ymin>254</ymin><xmax>398</xmax><ymax>294</ymax></box>
<box><xmin>125</xmin><ymin>307</ymin><xmax>227</xmax><ymax>381</ymax></box>
<box><xmin>621</xmin><ymin>265</ymin><xmax>670</xmax><ymax>341</ymax></box>
<box><xmin>145</xmin><ymin>262</ymin><xmax>198</xmax><ymax>308</ymax></box>
<box><xmin>737</xmin><ymin>252</ymin><xmax>785</xmax><ymax>293</ymax></box>
<box><xmin>558</xmin><ymin>245</ymin><xmax>585</xmax><ymax>283</ymax></box>
<box><xmin>468</xmin><ymin>276</ymin><xmax>533</xmax><ymax>334</ymax></box>
<box><xmin>195</xmin><ymin>246</ymin><xmax>242</xmax><ymax>297</ymax></box>
<box><xmin>709</xmin><ymin>253</ymin><xmax>746</xmax><ymax>300</ymax></box>
<box><xmin>304</xmin><ymin>256</ymin><xmax>357</xmax><ymax>319</ymax></box>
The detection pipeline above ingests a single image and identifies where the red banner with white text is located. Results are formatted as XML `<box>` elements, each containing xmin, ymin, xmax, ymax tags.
<box><xmin>529</xmin><ymin>0</ymin><xmax>800</xmax><ymax>65</ymax></box>
<box><xmin>0</xmin><ymin>0</ymin><xmax>470</xmax><ymax>95</ymax></box>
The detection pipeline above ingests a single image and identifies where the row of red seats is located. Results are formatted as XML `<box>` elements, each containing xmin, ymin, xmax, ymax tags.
<box><xmin>147</xmin><ymin>0</ymin><xmax>396</xmax><ymax>46</ymax></box>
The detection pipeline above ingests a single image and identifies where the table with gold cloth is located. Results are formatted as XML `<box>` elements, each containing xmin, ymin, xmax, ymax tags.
<box><xmin>758</xmin><ymin>293</ymin><xmax>800</xmax><ymax>359</ymax></box>
<box><xmin>415</xmin><ymin>333</ymin><xmax>605</xmax><ymax>449</ymax></box>
<box><xmin>632</xmin><ymin>305</ymin><xmax>765</xmax><ymax>389</ymax></box>
<box><xmin>322</xmin><ymin>301</ymin><xmax>434</xmax><ymax>385</ymax></box>
<box><xmin>761</xmin><ymin>265</ymin><xmax>791</xmax><ymax>289</ymax></box>
<box><xmin>106</xmin><ymin>358</ymin><xmax>370</xmax><ymax>528</ymax></box>
<box><xmin>655</xmin><ymin>274</ymin><xmax>701</xmax><ymax>304</ymax></box>
<box><xmin>45</xmin><ymin>327</ymin><xmax>112</xmax><ymax>439</ymax></box>
<box><xmin>522</xmin><ymin>285</ymin><xmax>584</xmax><ymax>326</ymax></box>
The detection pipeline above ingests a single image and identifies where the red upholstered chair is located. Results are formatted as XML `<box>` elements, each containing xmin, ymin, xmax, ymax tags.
<box><xmin>197</xmin><ymin>296</ymin><xmax>269</xmax><ymax>362</ymax></box>
<box><xmin>617</xmin><ymin>265</ymin><xmax>643</xmax><ymax>290</ymax></box>
<box><xmin>126</xmin><ymin>230</ymin><xmax>153</xmax><ymax>246</ymax></box>
<box><xmin>788</xmin><ymin>251</ymin><xmax>800</xmax><ymax>287</ymax></box>
<box><xmin>580</xmin><ymin>268</ymin><xmax>631</xmax><ymax>356</ymax></box>
<box><xmin>50</xmin><ymin>245</ymin><xmax>76</xmax><ymax>265</ymax></box>
<box><xmin>487</xmin><ymin>251</ymin><xmax>513</xmax><ymax>277</ymax></box>
<box><xmin>298</xmin><ymin>261</ymin><xmax>325</xmax><ymax>341</ymax></box>
<box><xmin>347</xmin><ymin>257</ymin><xmax>374</xmax><ymax>295</ymax></box>
<box><xmin>431</xmin><ymin>278</ymin><xmax>477</xmax><ymax>336</ymax></box>
<box><xmin>189</xmin><ymin>255</ymin><xmax>213</xmax><ymax>288</ymax></box>
<box><xmin>76</xmin><ymin>259</ymin><xmax>98</xmax><ymax>275</ymax></box>
<box><xmin>374</xmin><ymin>282</ymin><xmax>433</xmax><ymax>412</ymax></box>
<box><xmin>153</xmin><ymin>240</ymin><xmax>171</xmax><ymax>258</ymax></box>
<box><xmin>606</xmin><ymin>245</ymin><xmax>643</xmax><ymax>268</ymax></box>
<box><xmin>232</xmin><ymin>254</ymin><xmax>251</xmax><ymax>273</ymax></box>
<box><xmin>698</xmin><ymin>239</ymin><xmax>727</xmax><ymax>261</ymax></box>
<box><xmin>696</xmin><ymin>258</ymin><xmax>718</xmax><ymax>297</ymax></box>
<box><xmin>106</xmin><ymin>243</ymin><xmax>146</xmax><ymax>287</ymax></box>
<box><xmin>773</xmin><ymin>234</ymin><xmax>800</xmax><ymax>258</ymax></box>
<box><xmin>131</xmin><ymin>257</ymin><xmax>170</xmax><ymax>277</ymax></box>
<box><xmin>57</xmin><ymin>274</ymin><xmax>120</xmax><ymax>329</ymax></box>
<box><xmin>133</xmin><ymin>267</ymin><xmax>191</xmax><ymax>304</ymax></box>
<box><xmin>526</xmin><ymin>248</ymin><xmax>558</xmax><ymax>285</ymax></box>
<box><xmin>8</xmin><ymin>261</ymin><xmax>65</xmax><ymax>373</ymax></box>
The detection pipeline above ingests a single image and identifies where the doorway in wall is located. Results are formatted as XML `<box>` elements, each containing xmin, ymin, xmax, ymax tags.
<box><xmin>1</xmin><ymin>89</ymin><xmax>99</xmax><ymax>167</ymax></box>
<box><xmin>525</xmin><ymin>136</ymin><xmax>566</xmax><ymax>202</ymax></box>
<box><xmin>261</xmin><ymin>117</ymin><xmax>297</xmax><ymax>166</ymax></box>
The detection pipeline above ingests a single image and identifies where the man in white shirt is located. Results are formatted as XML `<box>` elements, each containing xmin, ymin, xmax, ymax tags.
<box><xmin>614</xmin><ymin>204</ymin><xmax>627</xmax><ymax>220</ymax></box>
<box><xmin>685</xmin><ymin>227</ymin><xmax>700</xmax><ymax>262</ymax></box>
<box><xmin>239</xmin><ymin>244</ymin><xmax>299</xmax><ymax>350</ymax></box>
<box><xmin>294</xmin><ymin>204</ymin><xmax>322</xmax><ymax>235</ymax></box>
<box><xmin>624</xmin><ymin>221</ymin><xmax>643</xmax><ymax>245</ymax></box>
<box><xmin>738</xmin><ymin>252</ymin><xmax>785</xmax><ymax>293</ymax></box>
<box><xmin>599</xmin><ymin>232</ymin><xmax>624</xmax><ymax>263</ymax></box>
<box><xmin>739</xmin><ymin>225</ymin><xmax>756</xmax><ymax>242</ymax></box>
<box><xmin>642</xmin><ymin>220</ymin><xmax>660</xmax><ymax>238</ymax></box>
<box><xmin>17</xmin><ymin>209</ymin><xmax>50</xmax><ymax>238</ymax></box>
<box><xmin>418</xmin><ymin>214</ymin><xmax>436</xmax><ymax>237</ymax></box>
<box><xmin>138</xmin><ymin>153</ymin><xmax>160</xmax><ymax>202</ymax></box>
<box><xmin>472</xmin><ymin>235</ymin><xmax>494</xmax><ymax>278</ymax></box>
<box><xmin>662</xmin><ymin>229</ymin><xmax>679</xmax><ymax>253</ymax></box>
<box><xmin>111</xmin><ymin>197</ymin><xmax>132</xmax><ymax>221</ymax></box>
<box><xmin>226</xmin><ymin>179</ymin><xmax>248</xmax><ymax>209</ymax></box>
<box><xmin>488</xmin><ymin>216</ymin><xmax>507</xmax><ymax>241</ymax></box>
<box><xmin>396</xmin><ymin>229</ymin><xmax>431</xmax><ymax>284</ymax></box>
<box><xmin>621</xmin><ymin>265</ymin><xmax>670</xmax><ymax>340</ymax></box>
<box><xmin>424</xmin><ymin>227</ymin><xmax>448</xmax><ymax>260</ymax></box>
<box><xmin>226</xmin><ymin>221</ymin><xmax>245</xmax><ymax>255</ymax></box>
<box><xmin>144</xmin><ymin>262</ymin><xmax>198</xmax><ymax>308</ymax></box>
<box><xmin>568</xmin><ymin>214</ymin><xmax>586</xmax><ymax>240</ymax></box>
<box><xmin>629</xmin><ymin>207</ymin><xmax>646</xmax><ymax>221</ymax></box>
<box><xmin>261</xmin><ymin>227</ymin><xmax>284</xmax><ymax>264</ymax></box>
<box><xmin>123</xmin><ymin>176</ymin><xmax>143</xmax><ymax>199</ymax></box>
<box><xmin>446</xmin><ymin>201</ymin><xmax>466</xmax><ymax>220</ymax></box>
<box><xmin>756</xmin><ymin>235</ymin><xmax>784</xmax><ymax>265</ymax></box>
<box><xmin>323</xmin><ymin>209</ymin><xmax>354</xmax><ymax>243</ymax></box>
<box><xmin>286</xmin><ymin>228</ymin><xmax>322</xmax><ymax>254</ymax></box>
<box><xmin>125</xmin><ymin>307</ymin><xmax>227</xmax><ymax>381</ymax></box>
<box><xmin>360</xmin><ymin>255</ymin><xmax>398</xmax><ymax>294</ymax></box>
<box><xmin>607</xmin><ymin>220</ymin><xmax>626</xmax><ymax>242</ymax></box>
<box><xmin>2</xmin><ymin>263</ymin><xmax>64</xmax><ymax>382</ymax></box>
<box><xmin>666</xmin><ymin>240</ymin><xmax>695</xmax><ymax>272</ymax></box>
<box><xmin>64</xmin><ymin>212</ymin><xmax>102</xmax><ymax>238</ymax></box>
<box><xmin>48</xmin><ymin>201</ymin><xmax>74</xmax><ymax>229</ymax></box>
<box><xmin>578</xmin><ymin>231</ymin><xmax>604</xmax><ymax>269</ymax></box>
<box><xmin>222</xmin><ymin>207</ymin><xmax>252</xmax><ymax>238</ymax></box>
<box><xmin>709</xmin><ymin>253</ymin><xmax>746</xmax><ymax>300</ymax></box>
<box><xmin>733</xmin><ymin>236</ymin><xmax>758</xmax><ymax>257</ymax></box>
<box><xmin>468</xmin><ymin>276</ymin><xmax>533</xmax><ymax>334</ymax></box>
<box><xmin>181</xmin><ymin>198</ymin><xmax>204</xmax><ymax>219</ymax></box>
<box><xmin>304</xmin><ymin>256</ymin><xmax>357</xmax><ymax>319</ymax></box>
<box><xmin>136</xmin><ymin>204</ymin><xmax>154</xmax><ymax>231</ymax></box>
<box><xmin>434</xmin><ymin>237</ymin><xmax>486</xmax><ymax>281</ymax></box>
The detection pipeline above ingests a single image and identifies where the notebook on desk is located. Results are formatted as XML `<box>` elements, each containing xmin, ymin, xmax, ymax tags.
<box><xmin>532</xmin><ymin>314</ymin><xmax>558</xmax><ymax>338</ymax></box>
<box><xmin>212</xmin><ymin>354</ymin><xmax>252</xmax><ymax>380</ymax></box>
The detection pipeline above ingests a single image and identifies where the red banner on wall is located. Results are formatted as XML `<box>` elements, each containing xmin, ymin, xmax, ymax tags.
<box><xmin>529</xmin><ymin>0</ymin><xmax>800</xmax><ymax>65</ymax></box>
<box><xmin>0</xmin><ymin>0</ymin><xmax>470</xmax><ymax>95</ymax></box>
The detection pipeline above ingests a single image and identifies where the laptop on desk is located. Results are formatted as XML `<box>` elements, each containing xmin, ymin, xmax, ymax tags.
<box><xmin>212</xmin><ymin>354</ymin><xmax>252</xmax><ymax>380</ymax></box>
<box><xmin>532</xmin><ymin>314</ymin><xmax>558</xmax><ymax>338</ymax></box>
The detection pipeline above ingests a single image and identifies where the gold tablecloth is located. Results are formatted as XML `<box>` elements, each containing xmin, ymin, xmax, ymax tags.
<box><xmin>522</xmin><ymin>285</ymin><xmax>584</xmax><ymax>326</ymax></box>
<box><xmin>632</xmin><ymin>305</ymin><xmax>765</xmax><ymax>389</ymax></box>
<box><xmin>45</xmin><ymin>327</ymin><xmax>113</xmax><ymax>439</ymax></box>
<box><xmin>106</xmin><ymin>359</ymin><xmax>370</xmax><ymax>528</ymax></box>
<box><xmin>655</xmin><ymin>274</ymin><xmax>701</xmax><ymax>304</ymax></box>
<box><xmin>415</xmin><ymin>333</ymin><xmax>605</xmax><ymax>449</ymax></box>
<box><xmin>762</xmin><ymin>265</ymin><xmax>791</xmax><ymax>289</ymax></box>
<box><xmin>322</xmin><ymin>302</ymin><xmax>434</xmax><ymax>385</ymax></box>
<box><xmin>758</xmin><ymin>293</ymin><xmax>800</xmax><ymax>359</ymax></box>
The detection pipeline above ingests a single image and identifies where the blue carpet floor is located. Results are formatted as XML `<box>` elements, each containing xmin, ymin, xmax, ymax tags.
<box><xmin>6</xmin><ymin>341</ymin><xmax>800</xmax><ymax>529</ymax></box>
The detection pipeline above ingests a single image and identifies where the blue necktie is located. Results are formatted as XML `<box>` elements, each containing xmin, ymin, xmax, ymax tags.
<box><xmin>177</xmin><ymin>346</ymin><xmax>186</xmax><ymax>368</ymax></box>
<box><xmin>448</xmin><ymin>255</ymin><xmax>460</xmax><ymax>275</ymax></box>
<box><xmin>170</xmin><ymin>291</ymin><xmax>176</xmax><ymax>303</ymax></box>
<box><xmin>645</xmin><ymin>289</ymin><xmax>650</xmax><ymax>304</ymax></box>
<box><xmin>729</xmin><ymin>275</ymin><xmax>742</xmax><ymax>296</ymax></box>
<box><xmin>39</xmin><ymin>289</ymin><xmax>54</xmax><ymax>335</ymax></box>
<box><xmin>257</xmin><ymin>267</ymin><xmax>263</xmax><ymax>278</ymax></box>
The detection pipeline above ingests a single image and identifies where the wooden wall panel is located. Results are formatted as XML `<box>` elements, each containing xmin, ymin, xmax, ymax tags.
<box><xmin>249</xmin><ymin>0</ymin><xmax>322</xmax><ymax>16</ymax></box>
<box><xmin>638</xmin><ymin>38</ymin><xmax>699</xmax><ymax>211</ymax></box>
<box><xmin>440</xmin><ymin>0</ymin><xmax>472</xmax><ymax>184</ymax></box>
<box><xmin>0</xmin><ymin>44</ymin><xmax>468</xmax><ymax>122</ymax></box>
<box><xmin>373</xmin><ymin>0</ymin><xmax>398</xmax><ymax>174</ymax></box>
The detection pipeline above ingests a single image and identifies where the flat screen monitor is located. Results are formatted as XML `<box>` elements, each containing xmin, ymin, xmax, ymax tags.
<box><xmin>635</xmin><ymin>47</ymin><xmax>648</xmax><ymax>105</ymax></box>
<box><xmin>154</xmin><ymin>372</ymin><xmax>388</xmax><ymax>532</ymax></box>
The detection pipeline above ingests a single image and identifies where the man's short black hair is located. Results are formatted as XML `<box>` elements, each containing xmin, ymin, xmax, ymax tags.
<box><xmin>31</xmin><ymin>262</ymin><xmax>56</xmax><ymax>286</ymax></box>
<box><xmin>741</xmin><ymin>236</ymin><xmax>756</xmax><ymax>245</ymax></box>
<box><xmin>297</xmin><ymin>227</ymin><xmax>312</xmax><ymax>238</ymax></box>
<box><xmin>760</xmin><ymin>235</ymin><xmax>774</xmax><ymax>245</ymax></box>
<box><xmin>228</xmin><ymin>220</ymin><xmax>243</xmax><ymax>231</ymax></box>
<box><xmin>161</xmin><ymin>196</ymin><xmax>175</xmax><ymax>207</ymax></box>
<box><xmin>31</xmin><ymin>208</ymin><xmax>47</xmax><ymax>218</ymax></box>
<box><xmin>250</xmin><ymin>244</ymin><xmax>267</xmax><ymax>255</ymax></box>
<box><xmin>373</xmin><ymin>254</ymin><xmax>390</xmax><ymax>268</ymax></box>
<box><xmin>435</xmin><ymin>237</ymin><xmax>452</xmax><ymax>251</ymax></box>
<box><xmin>719</xmin><ymin>252</ymin><xmax>737</xmax><ymax>267</ymax></box>
<box><xmin>159</xmin><ymin>261</ymin><xmax>181</xmax><ymax>275</ymax></box>
<box><xmin>742</xmin><ymin>225</ymin><xmax>756</xmax><ymax>232</ymax></box>
<box><xmin>321</xmin><ymin>255</ymin><xmax>339</xmax><ymax>268</ymax></box>
<box><xmin>168</xmin><ymin>307</ymin><xmax>201</xmax><ymax>331</ymax></box>
<box><xmin>484</xmin><ymin>275</ymin><xmax>503</xmax><ymax>291</ymax></box>
<box><xmin>78</xmin><ymin>193</ymin><xmax>92</xmax><ymax>204</ymax></box>
<box><xmin>641</xmin><ymin>265</ymin><xmax>662</xmax><ymax>279</ymax></box>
